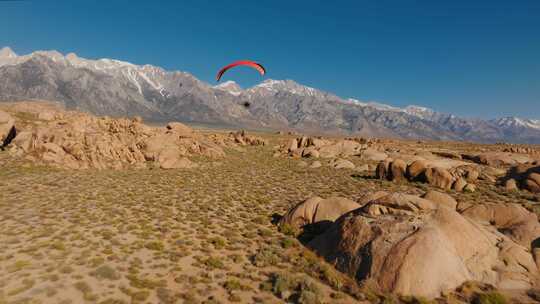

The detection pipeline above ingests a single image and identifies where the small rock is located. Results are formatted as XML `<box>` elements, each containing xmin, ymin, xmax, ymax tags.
<box><xmin>309</xmin><ymin>161</ymin><xmax>322</xmax><ymax>168</ymax></box>
<box><xmin>331</xmin><ymin>158</ymin><xmax>355</xmax><ymax>169</ymax></box>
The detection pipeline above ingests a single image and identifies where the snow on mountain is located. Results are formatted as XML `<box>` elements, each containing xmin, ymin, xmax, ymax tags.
<box><xmin>214</xmin><ymin>80</ymin><xmax>243</xmax><ymax>96</ymax></box>
<box><xmin>0</xmin><ymin>48</ymin><xmax>168</xmax><ymax>96</ymax></box>
<box><xmin>251</xmin><ymin>79</ymin><xmax>319</xmax><ymax>97</ymax></box>
<box><xmin>0</xmin><ymin>47</ymin><xmax>17</xmax><ymax>59</ymax></box>
<box><xmin>492</xmin><ymin>117</ymin><xmax>540</xmax><ymax>130</ymax></box>
<box><xmin>404</xmin><ymin>105</ymin><xmax>436</xmax><ymax>118</ymax></box>
<box><xmin>347</xmin><ymin>99</ymin><xmax>404</xmax><ymax>112</ymax></box>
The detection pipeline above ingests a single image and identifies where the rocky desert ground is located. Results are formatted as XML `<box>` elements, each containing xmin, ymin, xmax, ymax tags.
<box><xmin>1</xmin><ymin>102</ymin><xmax>540</xmax><ymax>304</ymax></box>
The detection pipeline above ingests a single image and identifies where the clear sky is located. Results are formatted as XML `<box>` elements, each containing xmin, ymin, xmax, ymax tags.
<box><xmin>0</xmin><ymin>0</ymin><xmax>539</xmax><ymax>119</ymax></box>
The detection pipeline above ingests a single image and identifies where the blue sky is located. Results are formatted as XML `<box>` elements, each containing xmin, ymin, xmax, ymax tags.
<box><xmin>0</xmin><ymin>0</ymin><xmax>539</xmax><ymax>119</ymax></box>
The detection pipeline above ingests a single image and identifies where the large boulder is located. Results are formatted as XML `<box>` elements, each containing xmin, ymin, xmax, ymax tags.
<box><xmin>451</xmin><ymin>165</ymin><xmax>480</xmax><ymax>183</ymax></box>
<box><xmin>389</xmin><ymin>159</ymin><xmax>407</xmax><ymax>183</ymax></box>
<box><xmin>361</xmin><ymin>193</ymin><xmax>437</xmax><ymax>216</ymax></box>
<box><xmin>360</xmin><ymin>148</ymin><xmax>388</xmax><ymax>162</ymax></box>
<box><xmin>308</xmin><ymin>193</ymin><xmax>540</xmax><ymax>298</ymax></box>
<box><xmin>425</xmin><ymin>167</ymin><xmax>454</xmax><ymax>190</ymax></box>
<box><xmin>525</xmin><ymin>172</ymin><xmax>540</xmax><ymax>193</ymax></box>
<box><xmin>287</xmin><ymin>138</ymin><xmax>299</xmax><ymax>152</ymax></box>
<box><xmin>505</xmin><ymin>165</ymin><xmax>540</xmax><ymax>193</ymax></box>
<box><xmin>279</xmin><ymin>196</ymin><xmax>361</xmax><ymax>230</ymax></box>
<box><xmin>468</xmin><ymin>152</ymin><xmax>533</xmax><ymax>167</ymax></box>
<box><xmin>460</xmin><ymin>203</ymin><xmax>540</xmax><ymax>248</ymax></box>
<box><xmin>318</xmin><ymin>140</ymin><xmax>362</xmax><ymax>158</ymax></box>
<box><xmin>406</xmin><ymin>160</ymin><xmax>428</xmax><ymax>181</ymax></box>
<box><xmin>376</xmin><ymin>158</ymin><xmax>392</xmax><ymax>180</ymax></box>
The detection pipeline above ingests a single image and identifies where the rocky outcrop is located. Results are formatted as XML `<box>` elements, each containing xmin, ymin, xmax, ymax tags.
<box><xmin>377</xmin><ymin>158</ymin><xmax>478</xmax><ymax>192</ymax></box>
<box><xmin>278</xmin><ymin>135</ymin><xmax>381</xmax><ymax>160</ymax></box>
<box><xmin>229</xmin><ymin>130</ymin><xmax>267</xmax><ymax>146</ymax></box>
<box><xmin>298</xmin><ymin>192</ymin><xmax>540</xmax><ymax>298</ymax></box>
<box><xmin>459</xmin><ymin>203</ymin><xmax>540</xmax><ymax>249</ymax></box>
<box><xmin>0</xmin><ymin>102</ymin><xmax>259</xmax><ymax>169</ymax></box>
<box><xmin>503</xmin><ymin>165</ymin><xmax>540</xmax><ymax>193</ymax></box>
<box><xmin>502</xmin><ymin>146</ymin><xmax>540</xmax><ymax>155</ymax></box>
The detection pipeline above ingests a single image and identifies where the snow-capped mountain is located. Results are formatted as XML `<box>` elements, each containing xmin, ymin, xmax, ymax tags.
<box><xmin>1</xmin><ymin>47</ymin><xmax>539</xmax><ymax>143</ymax></box>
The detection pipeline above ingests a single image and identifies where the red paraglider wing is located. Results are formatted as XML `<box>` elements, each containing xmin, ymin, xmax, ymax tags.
<box><xmin>216</xmin><ymin>60</ymin><xmax>265</xmax><ymax>81</ymax></box>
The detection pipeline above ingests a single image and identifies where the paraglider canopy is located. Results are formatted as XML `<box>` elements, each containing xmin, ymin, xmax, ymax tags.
<box><xmin>216</xmin><ymin>60</ymin><xmax>265</xmax><ymax>82</ymax></box>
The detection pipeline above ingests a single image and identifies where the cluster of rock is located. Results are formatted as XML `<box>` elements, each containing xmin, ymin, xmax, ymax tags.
<box><xmin>0</xmin><ymin>102</ymin><xmax>265</xmax><ymax>169</ymax></box>
<box><xmin>504</xmin><ymin>165</ymin><xmax>540</xmax><ymax>193</ymax></box>
<box><xmin>376</xmin><ymin>158</ymin><xmax>479</xmax><ymax>192</ymax></box>
<box><xmin>500</xmin><ymin>145</ymin><xmax>540</xmax><ymax>155</ymax></box>
<box><xmin>280</xmin><ymin>191</ymin><xmax>540</xmax><ymax>298</ymax></box>
<box><xmin>229</xmin><ymin>130</ymin><xmax>267</xmax><ymax>146</ymax></box>
<box><xmin>277</xmin><ymin>135</ymin><xmax>386</xmax><ymax>161</ymax></box>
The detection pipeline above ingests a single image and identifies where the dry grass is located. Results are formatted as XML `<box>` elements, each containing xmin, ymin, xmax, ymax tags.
<box><xmin>0</xmin><ymin>132</ymin><xmax>538</xmax><ymax>303</ymax></box>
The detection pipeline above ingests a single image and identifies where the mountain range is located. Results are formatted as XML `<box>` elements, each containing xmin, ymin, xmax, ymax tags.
<box><xmin>1</xmin><ymin>47</ymin><xmax>539</xmax><ymax>143</ymax></box>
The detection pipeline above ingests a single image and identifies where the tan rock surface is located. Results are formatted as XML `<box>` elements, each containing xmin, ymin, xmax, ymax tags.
<box><xmin>306</xmin><ymin>192</ymin><xmax>540</xmax><ymax>298</ymax></box>
<box><xmin>279</xmin><ymin>196</ymin><xmax>361</xmax><ymax>229</ymax></box>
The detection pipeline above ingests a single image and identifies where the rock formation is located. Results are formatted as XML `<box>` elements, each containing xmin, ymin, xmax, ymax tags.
<box><xmin>282</xmin><ymin>191</ymin><xmax>540</xmax><ymax>298</ymax></box>
<box><xmin>0</xmin><ymin>101</ymin><xmax>265</xmax><ymax>169</ymax></box>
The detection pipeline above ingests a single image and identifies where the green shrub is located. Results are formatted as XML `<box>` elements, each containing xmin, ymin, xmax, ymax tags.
<box><xmin>473</xmin><ymin>292</ymin><xmax>507</xmax><ymax>304</ymax></box>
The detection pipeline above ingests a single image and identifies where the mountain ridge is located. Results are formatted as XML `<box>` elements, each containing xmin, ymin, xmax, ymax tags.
<box><xmin>1</xmin><ymin>47</ymin><xmax>539</xmax><ymax>143</ymax></box>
